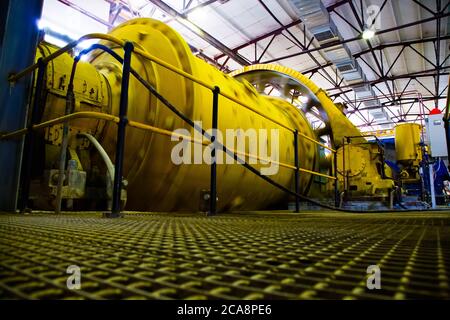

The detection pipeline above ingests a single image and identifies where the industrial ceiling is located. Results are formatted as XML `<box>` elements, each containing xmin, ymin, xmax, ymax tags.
<box><xmin>40</xmin><ymin>0</ymin><xmax>449</xmax><ymax>133</ymax></box>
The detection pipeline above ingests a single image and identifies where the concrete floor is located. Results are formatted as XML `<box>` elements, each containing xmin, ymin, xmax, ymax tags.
<box><xmin>0</xmin><ymin>211</ymin><xmax>449</xmax><ymax>299</ymax></box>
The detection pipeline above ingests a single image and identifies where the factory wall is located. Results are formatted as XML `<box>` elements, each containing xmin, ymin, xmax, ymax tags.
<box><xmin>0</xmin><ymin>0</ymin><xmax>43</xmax><ymax>211</ymax></box>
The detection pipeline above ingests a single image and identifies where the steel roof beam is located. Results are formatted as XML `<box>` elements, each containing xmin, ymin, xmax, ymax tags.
<box><xmin>435</xmin><ymin>0</ymin><xmax>443</xmax><ymax>104</ymax></box>
<box><xmin>326</xmin><ymin>0</ymin><xmax>351</xmax><ymax>12</ymax></box>
<box><xmin>225</xmin><ymin>37</ymin><xmax>446</xmax><ymax>77</ymax></box>
<box><xmin>413</xmin><ymin>0</ymin><xmax>437</xmax><ymax>16</ymax></box>
<box><xmin>258</xmin><ymin>0</ymin><xmax>366</xmax><ymax>121</ymax></box>
<box><xmin>182</xmin><ymin>0</ymin><xmax>219</xmax><ymax>15</ymax></box>
<box><xmin>262</xmin><ymin>11</ymin><xmax>450</xmax><ymax>64</ymax></box>
<box><xmin>384</xmin><ymin>46</ymin><xmax>407</xmax><ymax>77</ymax></box>
<box><xmin>445</xmin><ymin>76</ymin><xmax>450</xmax><ymax>120</ymax></box>
<box><xmin>353</xmin><ymin>36</ymin><xmax>450</xmax><ymax>57</ymax></box>
<box><xmin>326</xmin><ymin>68</ymin><xmax>450</xmax><ymax>91</ymax></box>
<box><xmin>214</xmin><ymin>19</ymin><xmax>302</xmax><ymax>61</ymax></box>
<box><xmin>58</xmin><ymin>0</ymin><xmax>113</xmax><ymax>27</ymax></box>
<box><xmin>147</xmin><ymin>0</ymin><xmax>250</xmax><ymax>66</ymax></box>
<box><xmin>349</xmin><ymin>95</ymin><xmax>448</xmax><ymax>115</ymax></box>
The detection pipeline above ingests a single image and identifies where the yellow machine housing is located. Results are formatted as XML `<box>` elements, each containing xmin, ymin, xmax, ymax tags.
<box><xmin>395</xmin><ymin>123</ymin><xmax>422</xmax><ymax>163</ymax></box>
<box><xmin>27</xmin><ymin>18</ymin><xmax>394</xmax><ymax>211</ymax></box>
<box><xmin>231</xmin><ymin>65</ymin><xmax>394</xmax><ymax>200</ymax></box>
<box><xmin>336</xmin><ymin>143</ymin><xmax>393</xmax><ymax>197</ymax></box>
<box><xmin>394</xmin><ymin>123</ymin><xmax>422</xmax><ymax>180</ymax></box>
<box><xmin>31</xmin><ymin>19</ymin><xmax>323</xmax><ymax>212</ymax></box>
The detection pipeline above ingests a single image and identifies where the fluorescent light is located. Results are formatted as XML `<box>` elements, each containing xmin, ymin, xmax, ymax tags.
<box><xmin>37</xmin><ymin>19</ymin><xmax>45</xmax><ymax>30</ymax></box>
<box><xmin>43</xmin><ymin>34</ymin><xmax>68</xmax><ymax>48</ymax></box>
<box><xmin>79</xmin><ymin>55</ymin><xmax>90</xmax><ymax>62</ymax></box>
<box><xmin>271</xmin><ymin>89</ymin><xmax>281</xmax><ymax>97</ymax></box>
<box><xmin>77</xmin><ymin>39</ymin><xmax>98</xmax><ymax>50</ymax></box>
<box><xmin>299</xmin><ymin>95</ymin><xmax>309</xmax><ymax>104</ymax></box>
<box><xmin>362</xmin><ymin>29</ymin><xmax>375</xmax><ymax>39</ymax></box>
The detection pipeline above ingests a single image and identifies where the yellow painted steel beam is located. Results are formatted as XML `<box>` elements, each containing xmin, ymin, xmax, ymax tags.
<box><xmin>297</xmin><ymin>131</ymin><xmax>336</xmax><ymax>153</ymax></box>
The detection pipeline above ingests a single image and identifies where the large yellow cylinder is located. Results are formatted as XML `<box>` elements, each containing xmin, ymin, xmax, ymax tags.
<box><xmin>395</xmin><ymin>123</ymin><xmax>422</xmax><ymax>164</ymax></box>
<box><xmin>82</xmin><ymin>18</ymin><xmax>320</xmax><ymax>212</ymax></box>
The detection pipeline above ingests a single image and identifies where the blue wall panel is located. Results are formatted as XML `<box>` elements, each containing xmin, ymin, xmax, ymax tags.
<box><xmin>0</xmin><ymin>0</ymin><xmax>43</xmax><ymax>211</ymax></box>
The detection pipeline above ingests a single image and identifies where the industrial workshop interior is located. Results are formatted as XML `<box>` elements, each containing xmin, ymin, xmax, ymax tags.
<box><xmin>0</xmin><ymin>0</ymin><xmax>449</xmax><ymax>304</ymax></box>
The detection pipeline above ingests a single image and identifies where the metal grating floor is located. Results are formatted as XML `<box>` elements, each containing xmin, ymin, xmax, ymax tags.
<box><xmin>0</xmin><ymin>211</ymin><xmax>449</xmax><ymax>300</ymax></box>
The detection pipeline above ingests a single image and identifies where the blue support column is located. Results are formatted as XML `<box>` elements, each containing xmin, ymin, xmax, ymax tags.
<box><xmin>18</xmin><ymin>58</ymin><xmax>47</xmax><ymax>212</ymax></box>
<box><xmin>0</xmin><ymin>0</ymin><xmax>44</xmax><ymax>211</ymax></box>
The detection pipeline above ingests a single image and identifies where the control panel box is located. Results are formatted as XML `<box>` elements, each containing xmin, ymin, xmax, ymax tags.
<box><xmin>426</xmin><ymin>114</ymin><xmax>448</xmax><ymax>158</ymax></box>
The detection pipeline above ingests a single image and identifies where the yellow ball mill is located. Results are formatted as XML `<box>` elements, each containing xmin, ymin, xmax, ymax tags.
<box><xmin>25</xmin><ymin>18</ymin><xmax>390</xmax><ymax>212</ymax></box>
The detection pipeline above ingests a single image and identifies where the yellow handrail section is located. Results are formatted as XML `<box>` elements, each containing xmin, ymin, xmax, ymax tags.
<box><xmin>297</xmin><ymin>131</ymin><xmax>335</xmax><ymax>152</ymax></box>
<box><xmin>0</xmin><ymin>112</ymin><xmax>119</xmax><ymax>140</ymax></box>
<box><xmin>0</xmin><ymin>112</ymin><xmax>336</xmax><ymax>180</ymax></box>
<box><xmin>130</xmin><ymin>122</ymin><xmax>335</xmax><ymax>178</ymax></box>
<box><xmin>8</xmin><ymin>33</ymin><xmax>335</xmax><ymax>154</ymax></box>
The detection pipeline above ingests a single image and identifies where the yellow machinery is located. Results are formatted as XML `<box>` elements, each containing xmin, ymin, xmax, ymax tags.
<box><xmin>394</xmin><ymin>123</ymin><xmax>422</xmax><ymax>181</ymax></box>
<box><xmin>22</xmin><ymin>18</ymin><xmax>394</xmax><ymax>212</ymax></box>
<box><xmin>231</xmin><ymin>65</ymin><xmax>394</xmax><ymax>201</ymax></box>
<box><xmin>336</xmin><ymin>142</ymin><xmax>393</xmax><ymax>198</ymax></box>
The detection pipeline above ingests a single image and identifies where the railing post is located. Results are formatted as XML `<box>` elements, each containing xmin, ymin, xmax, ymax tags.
<box><xmin>18</xmin><ymin>58</ymin><xmax>47</xmax><ymax>212</ymax></box>
<box><xmin>55</xmin><ymin>84</ymin><xmax>75</xmax><ymax>214</ymax></box>
<box><xmin>342</xmin><ymin>138</ymin><xmax>346</xmax><ymax>193</ymax></box>
<box><xmin>333</xmin><ymin>150</ymin><xmax>339</xmax><ymax>208</ymax></box>
<box><xmin>294</xmin><ymin>130</ymin><xmax>300</xmax><ymax>213</ymax></box>
<box><xmin>209</xmin><ymin>86</ymin><xmax>220</xmax><ymax>216</ymax></box>
<box><xmin>109</xmin><ymin>41</ymin><xmax>134</xmax><ymax>218</ymax></box>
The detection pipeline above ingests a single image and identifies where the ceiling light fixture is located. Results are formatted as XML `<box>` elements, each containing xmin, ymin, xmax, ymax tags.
<box><xmin>362</xmin><ymin>28</ymin><xmax>375</xmax><ymax>40</ymax></box>
<box><xmin>299</xmin><ymin>95</ymin><xmax>309</xmax><ymax>104</ymax></box>
<box><xmin>37</xmin><ymin>19</ymin><xmax>45</xmax><ymax>30</ymax></box>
